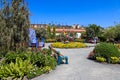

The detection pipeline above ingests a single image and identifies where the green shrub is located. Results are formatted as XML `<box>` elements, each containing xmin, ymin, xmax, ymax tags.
<box><xmin>27</xmin><ymin>68</ymin><xmax>43</xmax><ymax>79</ymax></box>
<box><xmin>0</xmin><ymin>57</ymin><xmax>34</xmax><ymax>80</ymax></box>
<box><xmin>27</xmin><ymin>66</ymin><xmax>52</xmax><ymax>79</ymax></box>
<box><xmin>30</xmin><ymin>52</ymin><xmax>57</xmax><ymax>69</ymax></box>
<box><xmin>41</xmin><ymin>48</ymin><xmax>52</xmax><ymax>55</ymax></box>
<box><xmin>0</xmin><ymin>49</ymin><xmax>7</xmax><ymax>59</ymax></box>
<box><xmin>75</xmin><ymin>39</ymin><xmax>84</xmax><ymax>42</ymax></box>
<box><xmin>30</xmin><ymin>52</ymin><xmax>45</xmax><ymax>67</ymax></box>
<box><xmin>94</xmin><ymin>42</ymin><xmax>120</xmax><ymax>63</ymax></box>
<box><xmin>27</xmin><ymin>53</ymin><xmax>57</xmax><ymax>79</ymax></box>
<box><xmin>16</xmin><ymin>47</ymin><xmax>27</xmax><ymax>53</ymax></box>
<box><xmin>115</xmin><ymin>44</ymin><xmax>120</xmax><ymax>49</ymax></box>
<box><xmin>45</xmin><ymin>39</ymin><xmax>56</xmax><ymax>43</ymax></box>
<box><xmin>1</xmin><ymin>50</ymin><xmax>57</xmax><ymax>79</ymax></box>
<box><xmin>42</xmin><ymin>66</ymin><xmax>51</xmax><ymax>73</ymax></box>
<box><xmin>5</xmin><ymin>51</ymin><xmax>29</xmax><ymax>64</ymax></box>
<box><xmin>18</xmin><ymin>52</ymin><xmax>28</xmax><ymax>61</ymax></box>
<box><xmin>44</xmin><ymin>56</ymin><xmax>57</xmax><ymax>69</ymax></box>
<box><xmin>5</xmin><ymin>51</ymin><xmax>17</xmax><ymax>64</ymax></box>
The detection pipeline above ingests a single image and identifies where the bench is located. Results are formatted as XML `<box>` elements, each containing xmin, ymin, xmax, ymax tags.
<box><xmin>49</xmin><ymin>46</ymin><xmax>68</xmax><ymax>65</ymax></box>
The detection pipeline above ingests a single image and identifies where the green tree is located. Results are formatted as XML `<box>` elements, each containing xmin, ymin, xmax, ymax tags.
<box><xmin>81</xmin><ymin>32</ymin><xmax>86</xmax><ymax>39</ymax></box>
<box><xmin>52</xmin><ymin>26</ymin><xmax>56</xmax><ymax>39</ymax></box>
<box><xmin>104</xmin><ymin>27</ymin><xmax>116</xmax><ymax>39</ymax></box>
<box><xmin>0</xmin><ymin>0</ymin><xmax>30</xmax><ymax>51</ymax></box>
<box><xmin>47</xmin><ymin>25</ymin><xmax>51</xmax><ymax>39</ymax></box>
<box><xmin>86</xmin><ymin>24</ymin><xmax>103</xmax><ymax>41</ymax></box>
<box><xmin>103</xmin><ymin>24</ymin><xmax>120</xmax><ymax>41</ymax></box>
<box><xmin>114</xmin><ymin>24</ymin><xmax>120</xmax><ymax>41</ymax></box>
<box><xmin>35</xmin><ymin>27</ymin><xmax>47</xmax><ymax>39</ymax></box>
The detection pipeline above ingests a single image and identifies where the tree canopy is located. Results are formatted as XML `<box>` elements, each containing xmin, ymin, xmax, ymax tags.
<box><xmin>86</xmin><ymin>24</ymin><xmax>103</xmax><ymax>40</ymax></box>
<box><xmin>0</xmin><ymin>0</ymin><xmax>30</xmax><ymax>51</ymax></box>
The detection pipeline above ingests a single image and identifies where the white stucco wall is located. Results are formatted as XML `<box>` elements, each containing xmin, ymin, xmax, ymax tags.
<box><xmin>76</xmin><ymin>33</ymin><xmax>81</xmax><ymax>38</ymax></box>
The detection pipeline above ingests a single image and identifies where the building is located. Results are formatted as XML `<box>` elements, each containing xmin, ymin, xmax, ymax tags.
<box><xmin>30</xmin><ymin>24</ymin><xmax>86</xmax><ymax>38</ymax></box>
<box><xmin>30</xmin><ymin>24</ymin><xmax>47</xmax><ymax>28</ymax></box>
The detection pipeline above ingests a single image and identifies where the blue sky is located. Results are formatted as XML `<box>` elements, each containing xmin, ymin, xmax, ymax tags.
<box><xmin>26</xmin><ymin>0</ymin><xmax>120</xmax><ymax>28</ymax></box>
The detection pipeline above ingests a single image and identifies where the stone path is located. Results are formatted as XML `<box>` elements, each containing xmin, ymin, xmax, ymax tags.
<box><xmin>32</xmin><ymin>43</ymin><xmax>120</xmax><ymax>80</ymax></box>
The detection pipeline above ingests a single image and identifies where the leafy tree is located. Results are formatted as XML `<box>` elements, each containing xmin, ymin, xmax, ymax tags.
<box><xmin>86</xmin><ymin>24</ymin><xmax>103</xmax><ymax>41</ymax></box>
<box><xmin>52</xmin><ymin>26</ymin><xmax>56</xmax><ymax>39</ymax></box>
<box><xmin>12</xmin><ymin>0</ymin><xmax>29</xmax><ymax>48</ymax></box>
<box><xmin>104</xmin><ymin>27</ymin><xmax>116</xmax><ymax>39</ymax></box>
<box><xmin>103</xmin><ymin>24</ymin><xmax>120</xmax><ymax>42</ymax></box>
<box><xmin>46</xmin><ymin>25</ymin><xmax>56</xmax><ymax>39</ymax></box>
<box><xmin>86</xmin><ymin>27</ymin><xmax>95</xmax><ymax>40</ymax></box>
<box><xmin>35</xmin><ymin>27</ymin><xmax>47</xmax><ymax>39</ymax></box>
<box><xmin>0</xmin><ymin>0</ymin><xmax>30</xmax><ymax>51</ymax></box>
<box><xmin>114</xmin><ymin>24</ymin><xmax>120</xmax><ymax>41</ymax></box>
<box><xmin>81</xmin><ymin>32</ymin><xmax>86</xmax><ymax>39</ymax></box>
<box><xmin>47</xmin><ymin>25</ymin><xmax>51</xmax><ymax>39</ymax></box>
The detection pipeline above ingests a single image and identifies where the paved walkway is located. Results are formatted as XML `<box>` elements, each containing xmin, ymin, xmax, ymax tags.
<box><xmin>32</xmin><ymin>43</ymin><xmax>120</xmax><ymax>80</ymax></box>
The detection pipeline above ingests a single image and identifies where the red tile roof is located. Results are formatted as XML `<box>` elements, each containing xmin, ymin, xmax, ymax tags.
<box><xmin>51</xmin><ymin>29</ymin><xmax>86</xmax><ymax>33</ymax></box>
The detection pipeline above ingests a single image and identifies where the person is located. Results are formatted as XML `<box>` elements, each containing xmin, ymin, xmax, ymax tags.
<box><xmin>48</xmin><ymin>46</ymin><xmax>68</xmax><ymax>65</ymax></box>
<box><xmin>36</xmin><ymin>39</ymin><xmax>42</xmax><ymax>51</ymax></box>
<box><xmin>40</xmin><ymin>38</ymin><xmax>45</xmax><ymax>47</ymax></box>
<box><xmin>94</xmin><ymin>36</ymin><xmax>98</xmax><ymax>44</ymax></box>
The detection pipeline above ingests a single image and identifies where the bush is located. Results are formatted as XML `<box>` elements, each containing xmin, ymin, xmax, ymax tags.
<box><xmin>51</xmin><ymin>42</ymin><xmax>87</xmax><ymax>48</ymax></box>
<box><xmin>44</xmin><ymin>56</ymin><xmax>57</xmax><ymax>69</ymax></box>
<box><xmin>27</xmin><ymin>68</ymin><xmax>43</xmax><ymax>79</ymax></box>
<box><xmin>45</xmin><ymin>39</ymin><xmax>56</xmax><ymax>43</ymax></box>
<box><xmin>17</xmin><ymin>52</ymin><xmax>29</xmax><ymax>61</ymax></box>
<box><xmin>5</xmin><ymin>51</ymin><xmax>17</xmax><ymax>64</ymax></box>
<box><xmin>75</xmin><ymin>38</ymin><xmax>84</xmax><ymax>42</ymax></box>
<box><xmin>0</xmin><ymin>57</ymin><xmax>34</xmax><ymax>80</ymax></box>
<box><xmin>94</xmin><ymin>43</ymin><xmax>120</xmax><ymax>63</ymax></box>
<box><xmin>27</xmin><ymin>53</ymin><xmax>57</xmax><ymax>79</ymax></box>
<box><xmin>0</xmin><ymin>49</ymin><xmax>7</xmax><ymax>59</ymax></box>
<box><xmin>29</xmin><ymin>51</ymin><xmax>57</xmax><ymax>69</ymax></box>
<box><xmin>30</xmin><ymin>52</ymin><xmax>46</xmax><ymax>67</ymax></box>
<box><xmin>110</xmin><ymin>57</ymin><xmax>120</xmax><ymax>64</ymax></box>
<box><xmin>115</xmin><ymin>44</ymin><xmax>120</xmax><ymax>49</ymax></box>
<box><xmin>1</xmin><ymin>49</ymin><xmax>57</xmax><ymax>79</ymax></box>
<box><xmin>41</xmin><ymin>48</ymin><xmax>52</xmax><ymax>55</ymax></box>
<box><xmin>96</xmin><ymin>57</ymin><xmax>106</xmax><ymax>62</ymax></box>
<box><xmin>27</xmin><ymin>66</ymin><xmax>52</xmax><ymax>79</ymax></box>
<box><xmin>5</xmin><ymin>51</ymin><xmax>29</xmax><ymax>64</ymax></box>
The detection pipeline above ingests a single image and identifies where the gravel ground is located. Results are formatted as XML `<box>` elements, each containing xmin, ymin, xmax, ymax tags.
<box><xmin>32</xmin><ymin>43</ymin><xmax>120</xmax><ymax>80</ymax></box>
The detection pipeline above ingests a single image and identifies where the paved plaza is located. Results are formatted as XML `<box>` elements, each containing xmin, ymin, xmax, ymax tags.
<box><xmin>32</xmin><ymin>43</ymin><xmax>120</xmax><ymax>80</ymax></box>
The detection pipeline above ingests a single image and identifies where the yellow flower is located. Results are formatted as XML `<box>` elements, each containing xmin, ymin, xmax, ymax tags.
<box><xmin>51</xmin><ymin>42</ymin><xmax>87</xmax><ymax>48</ymax></box>
<box><xmin>96</xmin><ymin>57</ymin><xmax>106</xmax><ymax>62</ymax></box>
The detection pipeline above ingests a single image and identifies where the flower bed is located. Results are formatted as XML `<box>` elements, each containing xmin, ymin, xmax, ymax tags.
<box><xmin>51</xmin><ymin>42</ymin><xmax>87</xmax><ymax>48</ymax></box>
